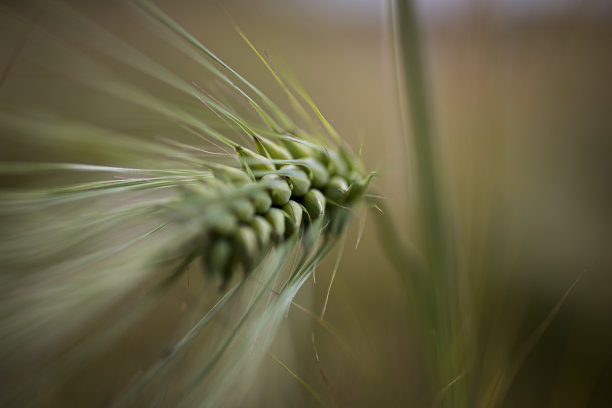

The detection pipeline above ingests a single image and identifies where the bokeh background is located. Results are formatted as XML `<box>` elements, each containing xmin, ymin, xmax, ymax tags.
<box><xmin>1</xmin><ymin>0</ymin><xmax>612</xmax><ymax>406</ymax></box>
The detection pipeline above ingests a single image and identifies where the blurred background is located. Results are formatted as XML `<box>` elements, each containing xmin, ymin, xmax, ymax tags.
<box><xmin>1</xmin><ymin>0</ymin><xmax>612</xmax><ymax>406</ymax></box>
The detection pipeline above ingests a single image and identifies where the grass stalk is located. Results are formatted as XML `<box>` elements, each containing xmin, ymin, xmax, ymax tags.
<box><xmin>392</xmin><ymin>0</ymin><xmax>464</xmax><ymax>406</ymax></box>
<box><xmin>394</xmin><ymin>0</ymin><xmax>447</xmax><ymax>274</ymax></box>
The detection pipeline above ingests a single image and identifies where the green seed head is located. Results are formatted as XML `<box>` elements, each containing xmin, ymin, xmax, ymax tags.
<box><xmin>303</xmin><ymin>189</ymin><xmax>326</xmax><ymax>220</ymax></box>
<box><xmin>281</xmin><ymin>164</ymin><xmax>311</xmax><ymax>197</ymax></box>
<box><xmin>236</xmin><ymin>145</ymin><xmax>276</xmax><ymax>175</ymax></box>
<box><xmin>265</xmin><ymin>208</ymin><xmax>286</xmax><ymax>241</ymax></box>
<box><xmin>251</xmin><ymin>188</ymin><xmax>272</xmax><ymax>214</ymax></box>
<box><xmin>325</xmin><ymin>176</ymin><xmax>349</xmax><ymax>203</ymax></box>
<box><xmin>262</xmin><ymin>174</ymin><xmax>291</xmax><ymax>205</ymax></box>
<box><xmin>209</xmin><ymin>210</ymin><xmax>238</xmax><ymax>236</ymax></box>
<box><xmin>281</xmin><ymin>135</ymin><xmax>315</xmax><ymax>159</ymax></box>
<box><xmin>328</xmin><ymin>150</ymin><xmax>349</xmax><ymax>178</ymax></box>
<box><xmin>204</xmin><ymin>239</ymin><xmax>232</xmax><ymax>279</ymax></box>
<box><xmin>254</xmin><ymin>136</ymin><xmax>293</xmax><ymax>161</ymax></box>
<box><xmin>299</xmin><ymin>158</ymin><xmax>330</xmax><ymax>189</ymax></box>
<box><xmin>282</xmin><ymin>200</ymin><xmax>303</xmax><ymax>236</ymax></box>
<box><xmin>230</xmin><ymin>198</ymin><xmax>256</xmax><ymax>222</ymax></box>
<box><xmin>346</xmin><ymin>171</ymin><xmax>375</xmax><ymax>202</ymax></box>
<box><xmin>212</xmin><ymin>165</ymin><xmax>251</xmax><ymax>184</ymax></box>
<box><xmin>233</xmin><ymin>226</ymin><xmax>259</xmax><ymax>271</ymax></box>
<box><xmin>250</xmin><ymin>216</ymin><xmax>273</xmax><ymax>248</ymax></box>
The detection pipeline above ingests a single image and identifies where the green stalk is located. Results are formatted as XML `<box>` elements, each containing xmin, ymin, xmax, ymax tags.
<box><xmin>395</xmin><ymin>0</ymin><xmax>447</xmax><ymax>281</ymax></box>
<box><xmin>393</xmin><ymin>0</ymin><xmax>463</xmax><ymax>406</ymax></box>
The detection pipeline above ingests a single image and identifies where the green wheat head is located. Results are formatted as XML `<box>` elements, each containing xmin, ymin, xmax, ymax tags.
<box><xmin>0</xmin><ymin>1</ymin><xmax>373</xmax><ymax>406</ymax></box>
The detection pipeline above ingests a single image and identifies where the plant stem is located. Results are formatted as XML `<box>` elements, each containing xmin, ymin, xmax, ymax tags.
<box><xmin>395</xmin><ymin>0</ymin><xmax>446</xmax><ymax>279</ymax></box>
<box><xmin>393</xmin><ymin>0</ymin><xmax>463</xmax><ymax>406</ymax></box>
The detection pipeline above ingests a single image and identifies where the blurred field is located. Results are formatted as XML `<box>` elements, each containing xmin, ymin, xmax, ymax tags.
<box><xmin>1</xmin><ymin>0</ymin><xmax>612</xmax><ymax>406</ymax></box>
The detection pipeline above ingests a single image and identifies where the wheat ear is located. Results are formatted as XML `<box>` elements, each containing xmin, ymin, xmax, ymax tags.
<box><xmin>0</xmin><ymin>1</ymin><xmax>373</xmax><ymax>406</ymax></box>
